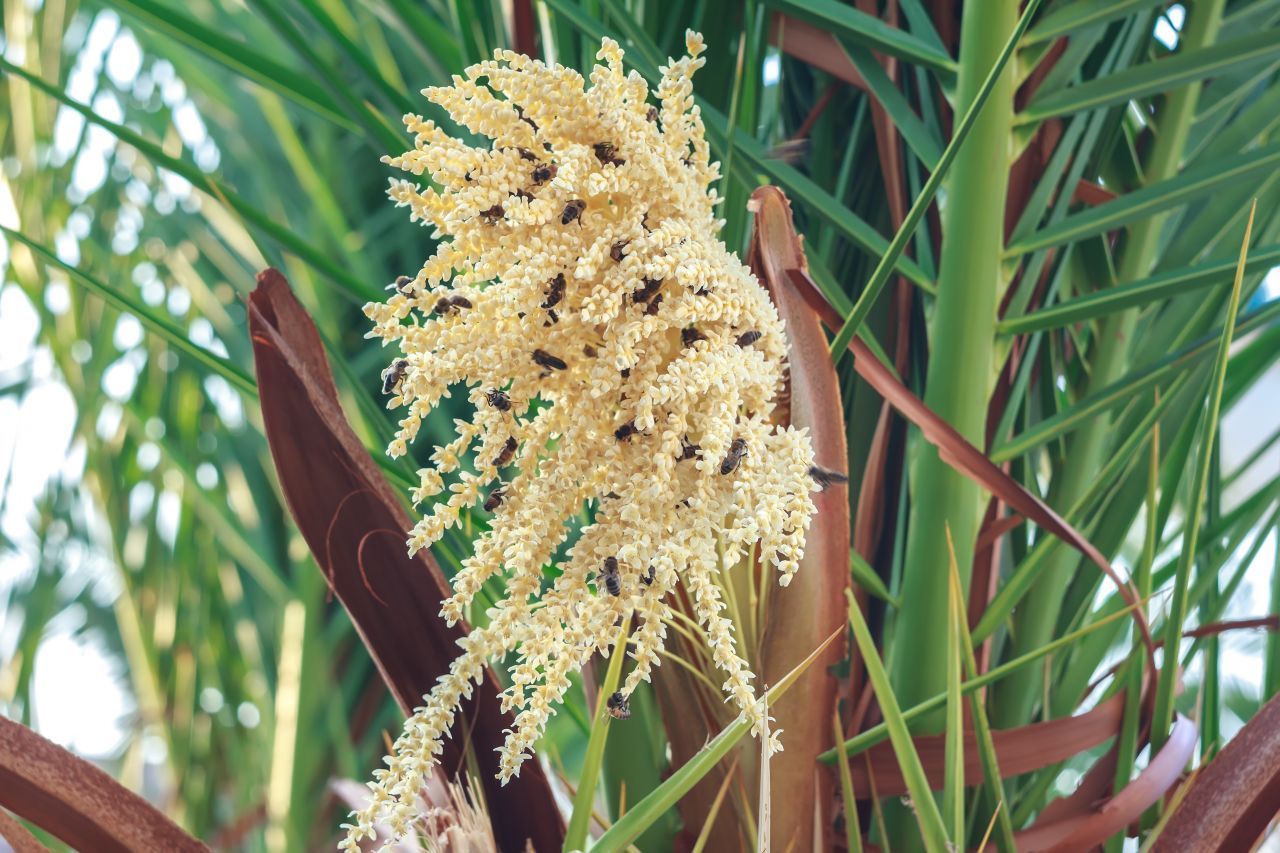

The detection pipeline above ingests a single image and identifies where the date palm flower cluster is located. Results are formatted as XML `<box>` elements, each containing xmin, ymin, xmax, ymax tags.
<box><xmin>345</xmin><ymin>33</ymin><xmax>820</xmax><ymax>848</ymax></box>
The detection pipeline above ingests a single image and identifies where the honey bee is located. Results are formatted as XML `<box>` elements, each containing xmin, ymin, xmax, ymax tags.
<box><xmin>386</xmin><ymin>275</ymin><xmax>413</xmax><ymax>295</ymax></box>
<box><xmin>532</xmin><ymin>162</ymin><xmax>557</xmax><ymax>185</ymax></box>
<box><xmin>720</xmin><ymin>438</ymin><xmax>747</xmax><ymax>475</ymax></box>
<box><xmin>516</xmin><ymin>147</ymin><xmax>537</xmax><ymax>161</ymax></box>
<box><xmin>767</xmin><ymin>139</ymin><xmax>811</xmax><ymax>164</ymax></box>
<box><xmin>631</xmin><ymin>278</ymin><xmax>662</xmax><ymax>303</ymax></box>
<box><xmin>512</xmin><ymin>189</ymin><xmax>535</xmax><ymax>203</ymax></box>
<box><xmin>485</xmin><ymin>389</ymin><xmax>511</xmax><ymax>411</ymax></box>
<box><xmin>629</xmin><ymin>277</ymin><xmax>660</xmax><ymax>303</ymax></box>
<box><xmin>641</xmin><ymin>565</ymin><xmax>655</xmax><ymax>586</ymax></box>
<box><xmin>532</xmin><ymin>349</ymin><xmax>567</xmax><ymax>371</ymax></box>
<box><xmin>493</xmin><ymin>436</ymin><xmax>518</xmax><ymax>468</ymax></box>
<box><xmin>381</xmin><ymin>359</ymin><xmax>408</xmax><ymax>395</ymax></box>
<box><xmin>681</xmin><ymin>327</ymin><xmax>706</xmax><ymax>348</ymax></box>
<box><xmin>479</xmin><ymin>204</ymin><xmax>505</xmax><ymax>224</ymax></box>
<box><xmin>809</xmin><ymin>465</ymin><xmax>849</xmax><ymax>491</ymax></box>
<box><xmin>646</xmin><ymin>106</ymin><xmax>658</xmax><ymax>123</ymax></box>
<box><xmin>735</xmin><ymin>330</ymin><xmax>762</xmax><ymax>348</ymax></box>
<box><xmin>614</xmin><ymin>420</ymin><xmax>638</xmax><ymax>442</ymax></box>
<box><xmin>677</xmin><ymin>436</ymin><xmax>700</xmax><ymax>461</ymax></box>
<box><xmin>542</xmin><ymin>273</ymin><xmax>566</xmax><ymax>309</ymax></box>
<box><xmin>610</xmin><ymin>240</ymin><xmax>629</xmax><ymax>262</ymax></box>
<box><xmin>601</xmin><ymin>557</ymin><xmax>621</xmax><ymax>596</ymax></box>
<box><xmin>433</xmin><ymin>294</ymin><xmax>472</xmax><ymax>315</ymax></box>
<box><xmin>593</xmin><ymin>141</ymin><xmax>626</xmax><ymax>166</ymax></box>
<box><xmin>484</xmin><ymin>485</ymin><xmax>506</xmax><ymax>512</ymax></box>
<box><xmin>644</xmin><ymin>293</ymin><xmax>664</xmax><ymax>316</ymax></box>
<box><xmin>606</xmin><ymin>691</ymin><xmax>631</xmax><ymax>720</ymax></box>
<box><xmin>561</xmin><ymin>199</ymin><xmax>586</xmax><ymax>225</ymax></box>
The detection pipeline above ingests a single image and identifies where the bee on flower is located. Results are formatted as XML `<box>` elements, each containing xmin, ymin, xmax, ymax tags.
<box><xmin>347</xmin><ymin>31</ymin><xmax>817</xmax><ymax>850</ymax></box>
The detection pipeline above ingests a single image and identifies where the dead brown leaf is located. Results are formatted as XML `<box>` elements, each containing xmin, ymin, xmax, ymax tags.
<box><xmin>1153</xmin><ymin>694</ymin><xmax>1280</xmax><ymax>851</ymax></box>
<box><xmin>0</xmin><ymin>807</ymin><xmax>50</xmax><ymax>853</ymax></box>
<box><xmin>1021</xmin><ymin>714</ymin><xmax>1196</xmax><ymax>851</ymax></box>
<box><xmin>847</xmin><ymin>692</ymin><xmax>1126</xmax><ymax>796</ymax></box>
<box><xmin>0</xmin><ymin>715</ymin><xmax>205</xmax><ymax>852</ymax></box>
<box><xmin>749</xmin><ymin>185</ymin><xmax>852</xmax><ymax>852</ymax></box>
<box><xmin>247</xmin><ymin>269</ymin><xmax>562</xmax><ymax>852</ymax></box>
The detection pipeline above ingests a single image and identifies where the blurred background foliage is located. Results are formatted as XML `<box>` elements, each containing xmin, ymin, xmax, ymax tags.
<box><xmin>1</xmin><ymin>0</ymin><xmax>1279</xmax><ymax>850</ymax></box>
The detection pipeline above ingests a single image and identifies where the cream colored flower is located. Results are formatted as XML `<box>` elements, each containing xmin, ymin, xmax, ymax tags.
<box><xmin>346</xmin><ymin>32</ymin><xmax>817</xmax><ymax>849</ymax></box>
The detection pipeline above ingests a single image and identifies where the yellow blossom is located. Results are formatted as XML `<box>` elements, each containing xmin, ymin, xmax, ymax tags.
<box><xmin>346</xmin><ymin>32</ymin><xmax>818</xmax><ymax>849</ymax></box>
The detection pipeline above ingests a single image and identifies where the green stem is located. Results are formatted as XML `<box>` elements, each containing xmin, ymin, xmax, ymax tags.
<box><xmin>993</xmin><ymin>0</ymin><xmax>1225</xmax><ymax>730</ymax></box>
<box><xmin>889</xmin><ymin>0</ymin><xmax>1017</xmax><ymax>716</ymax></box>
<box><xmin>886</xmin><ymin>4</ymin><xmax>1017</xmax><ymax>844</ymax></box>
<box><xmin>827</xmin><ymin>0</ymin><xmax>1041</xmax><ymax>358</ymax></box>
<box><xmin>602</xmin><ymin>682</ymin><xmax>677</xmax><ymax>851</ymax></box>
<box><xmin>1199</xmin><ymin>442</ymin><xmax>1222</xmax><ymax>760</ymax></box>
<box><xmin>564</xmin><ymin>615</ymin><xmax>631</xmax><ymax>851</ymax></box>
